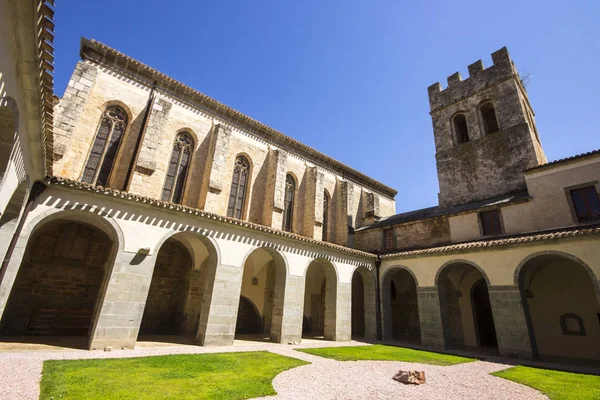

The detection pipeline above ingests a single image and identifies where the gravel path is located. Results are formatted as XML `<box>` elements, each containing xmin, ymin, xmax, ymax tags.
<box><xmin>0</xmin><ymin>339</ymin><xmax>547</xmax><ymax>400</ymax></box>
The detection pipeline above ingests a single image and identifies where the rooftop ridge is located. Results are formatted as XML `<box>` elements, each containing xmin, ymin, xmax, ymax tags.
<box><xmin>79</xmin><ymin>38</ymin><xmax>398</xmax><ymax>198</ymax></box>
<box><xmin>525</xmin><ymin>149</ymin><xmax>600</xmax><ymax>173</ymax></box>
<box><xmin>381</xmin><ymin>223</ymin><xmax>600</xmax><ymax>258</ymax></box>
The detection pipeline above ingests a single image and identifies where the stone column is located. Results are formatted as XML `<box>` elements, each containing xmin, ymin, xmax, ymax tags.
<box><xmin>88</xmin><ymin>249</ymin><xmax>157</xmax><ymax>350</ymax></box>
<box><xmin>52</xmin><ymin>61</ymin><xmax>98</xmax><ymax>166</ymax></box>
<box><xmin>196</xmin><ymin>263</ymin><xmax>243</xmax><ymax>346</ymax></box>
<box><xmin>262</xmin><ymin>148</ymin><xmax>287</xmax><ymax>229</ymax></box>
<box><xmin>271</xmin><ymin>275</ymin><xmax>304</xmax><ymax>344</ymax></box>
<box><xmin>334</xmin><ymin>179</ymin><xmax>348</xmax><ymax>246</ymax></box>
<box><xmin>416</xmin><ymin>287</ymin><xmax>445</xmax><ymax>349</ymax></box>
<box><xmin>328</xmin><ymin>281</ymin><xmax>351</xmax><ymax>341</ymax></box>
<box><xmin>199</xmin><ymin>124</ymin><xmax>232</xmax><ymax>212</ymax></box>
<box><xmin>302</xmin><ymin>167</ymin><xmax>325</xmax><ymax>239</ymax></box>
<box><xmin>488</xmin><ymin>285</ymin><xmax>533</xmax><ymax>359</ymax></box>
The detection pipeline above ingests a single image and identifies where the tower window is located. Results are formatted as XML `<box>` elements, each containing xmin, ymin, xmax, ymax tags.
<box><xmin>82</xmin><ymin>105</ymin><xmax>128</xmax><ymax>187</ymax></box>
<box><xmin>162</xmin><ymin>132</ymin><xmax>193</xmax><ymax>204</ymax></box>
<box><xmin>283</xmin><ymin>174</ymin><xmax>295</xmax><ymax>232</ymax></box>
<box><xmin>227</xmin><ymin>155</ymin><xmax>250</xmax><ymax>219</ymax></box>
<box><xmin>479</xmin><ymin>210</ymin><xmax>503</xmax><ymax>236</ymax></box>
<box><xmin>453</xmin><ymin>114</ymin><xmax>469</xmax><ymax>144</ymax></box>
<box><xmin>480</xmin><ymin>102</ymin><xmax>499</xmax><ymax>134</ymax></box>
<box><xmin>322</xmin><ymin>190</ymin><xmax>330</xmax><ymax>241</ymax></box>
<box><xmin>570</xmin><ymin>186</ymin><xmax>600</xmax><ymax>222</ymax></box>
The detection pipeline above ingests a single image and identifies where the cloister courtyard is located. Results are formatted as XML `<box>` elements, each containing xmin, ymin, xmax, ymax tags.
<box><xmin>1</xmin><ymin>337</ymin><xmax>598</xmax><ymax>399</ymax></box>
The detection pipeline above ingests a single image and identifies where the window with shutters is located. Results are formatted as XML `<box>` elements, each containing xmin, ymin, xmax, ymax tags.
<box><xmin>283</xmin><ymin>174</ymin><xmax>295</xmax><ymax>232</ymax></box>
<box><xmin>570</xmin><ymin>186</ymin><xmax>600</xmax><ymax>222</ymax></box>
<box><xmin>161</xmin><ymin>132</ymin><xmax>193</xmax><ymax>204</ymax></box>
<box><xmin>383</xmin><ymin>229</ymin><xmax>395</xmax><ymax>250</ymax></box>
<box><xmin>322</xmin><ymin>190</ymin><xmax>330</xmax><ymax>241</ymax></box>
<box><xmin>227</xmin><ymin>155</ymin><xmax>250</xmax><ymax>219</ymax></box>
<box><xmin>82</xmin><ymin>106</ymin><xmax>128</xmax><ymax>187</ymax></box>
<box><xmin>479</xmin><ymin>209</ymin><xmax>503</xmax><ymax>236</ymax></box>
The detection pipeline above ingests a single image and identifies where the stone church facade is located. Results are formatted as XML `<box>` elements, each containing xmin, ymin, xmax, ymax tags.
<box><xmin>0</xmin><ymin>0</ymin><xmax>598</xmax><ymax>364</ymax></box>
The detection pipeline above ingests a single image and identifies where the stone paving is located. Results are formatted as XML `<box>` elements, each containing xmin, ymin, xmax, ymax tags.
<box><xmin>0</xmin><ymin>337</ymin><xmax>548</xmax><ymax>399</ymax></box>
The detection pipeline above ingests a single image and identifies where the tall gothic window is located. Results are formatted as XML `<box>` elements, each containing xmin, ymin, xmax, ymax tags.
<box><xmin>322</xmin><ymin>190</ymin><xmax>330</xmax><ymax>241</ymax></box>
<box><xmin>227</xmin><ymin>155</ymin><xmax>250</xmax><ymax>219</ymax></box>
<box><xmin>283</xmin><ymin>174</ymin><xmax>295</xmax><ymax>232</ymax></box>
<box><xmin>82</xmin><ymin>105</ymin><xmax>128</xmax><ymax>187</ymax></box>
<box><xmin>161</xmin><ymin>132</ymin><xmax>193</xmax><ymax>204</ymax></box>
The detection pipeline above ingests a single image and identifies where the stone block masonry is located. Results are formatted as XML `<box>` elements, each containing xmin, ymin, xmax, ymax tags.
<box><xmin>416</xmin><ymin>287</ymin><xmax>445</xmax><ymax>349</ymax></box>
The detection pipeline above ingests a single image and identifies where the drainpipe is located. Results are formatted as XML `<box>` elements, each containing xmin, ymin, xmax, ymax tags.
<box><xmin>123</xmin><ymin>80</ymin><xmax>157</xmax><ymax>191</ymax></box>
<box><xmin>0</xmin><ymin>181</ymin><xmax>47</xmax><ymax>286</ymax></box>
<box><xmin>374</xmin><ymin>256</ymin><xmax>382</xmax><ymax>341</ymax></box>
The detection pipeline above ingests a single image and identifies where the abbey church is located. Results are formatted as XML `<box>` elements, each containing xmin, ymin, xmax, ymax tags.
<box><xmin>0</xmin><ymin>0</ymin><xmax>598</xmax><ymax>364</ymax></box>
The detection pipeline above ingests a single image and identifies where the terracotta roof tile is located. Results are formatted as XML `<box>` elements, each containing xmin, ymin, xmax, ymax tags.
<box><xmin>46</xmin><ymin>176</ymin><xmax>377</xmax><ymax>259</ymax></box>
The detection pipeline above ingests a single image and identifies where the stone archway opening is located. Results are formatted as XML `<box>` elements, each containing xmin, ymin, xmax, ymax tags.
<box><xmin>303</xmin><ymin>259</ymin><xmax>337</xmax><ymax>340</ymax></box>
<box><xmin>351</xmin><ymin>266</ymin><xmax>377</xmax><ymax>341</ymax></box>
<box><xmin>0</xmin><ymin>218</ymin><xmax>116</xmax><ymax>349</ymax></box>
<box><xmin>138</xmin><ymin>232</ymin><xmax>217</xmax><ymax>345</ymax></box>
<box><xmin>518</xmin><ymin>253</ymin><xmax>600</xmax><ymax>362</ymax></box>
<box><xmin>235</xmin><ymin>248</ymin><xmax>286</xmax><ymax>343</ymax></box>
<box><xmin>382</xmin><ymin>268</ymin><xmax>420</xmax><ymax>344</ymax></box>
<box><xmin>437</xmin><ymin>262</ymin><xmax>498</xmax><ymax>352</ymax></box>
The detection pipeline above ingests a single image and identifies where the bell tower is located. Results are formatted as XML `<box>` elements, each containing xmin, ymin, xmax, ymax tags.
<box><xmin>428</xmin><ymin>47</ymin><xmax>546</xmax><ymax>208</ymax></box>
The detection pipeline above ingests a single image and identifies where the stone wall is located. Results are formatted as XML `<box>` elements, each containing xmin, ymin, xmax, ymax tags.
<box><xmin>429</xmin><ymin>47</ymin><xmax>546</xmax><ymax>207</ymax></box>
<box><xmin>52</xmin><ymin>59</ymin><xmax>397</xmax><ymax>243</ymax></box>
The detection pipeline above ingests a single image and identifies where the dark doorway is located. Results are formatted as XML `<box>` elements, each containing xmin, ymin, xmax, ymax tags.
<box><xmin>235</xmin><ymin>296</ymin><xmax>262</xmax><ymax>335</ymax></box>
<box><xmin>471</xmin><ymin>279</ymin><xmax>498</xmax><ymax>347</ymax></box>
<box><xmin>351</xmin><ymin>271</ymin><xmax>365</xmax><ymax>338</ymax></box>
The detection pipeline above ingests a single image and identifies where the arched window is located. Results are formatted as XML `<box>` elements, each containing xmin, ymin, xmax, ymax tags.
<box><xmin>322</xmin><ymin>190</ymin><xmax>330</xmax><ymax>241</ymax></box>
<box><xmin>283</xmin><ymin>174</ymin><xmax>295</xmax><ymax>232</ymax></box>
<box><xmin>480</xmin><ymin>102</ymin><xmax>499</xmax><ymax>134</ymax></box>
<box><xmin>227</xmin><ymin>155</ymin><xmax>250</xmax><ymax>219</ymax></box>
<box><xmin>161</xmin><ymin>132</ymin><xmax>193</xmax><ymax>204</ymax></box>
<box><xmin>453</xmin><ymin>113</ymin><xmax>469</xmax><ymax>145</ymax></box>
<box><xmin>82</xmin><ymin>105</ymin><xmax>128</xmax><ymax>187</ymax></box>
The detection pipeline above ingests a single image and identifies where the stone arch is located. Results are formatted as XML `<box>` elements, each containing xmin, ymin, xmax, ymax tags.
<box><xmin>451</xmin><ymin>112</ymin><xmax>469</xmax><ymax>145</ymax></box>
<box><xmin>351</xmin><ymin>264</ymin><xmax>377</xmax><ymax>340</ymax></box>
<box><xmin>302</xmin><ymin>257</ymin><xmax>338</xmax><ymax>340</ymax></box>
<box><xmin>381</xmin><ymin>265</ymin><xmax>421</xmax><ymax>343</ymax></box>
<box><xmin>436</xmin><ymin>259</ymin><xmax>491</xmax><ymax>287</ymax></box>
<box><xmin>436</xmin><ymin>260</ymin><xmax>498</xmax><ymax>350</ymax></box>
<box><xmin>479</xmin><ymin>100</ymin><xmax>500</xmax><ymax>135</ymax></box>
<box><xmin>144</xmin><ymin>229</ymin><xmax>221</xmax><ymax>341</ymax></box>
<box><xmin>236</xmin><ymin>246</ymin><xmax>288</xmax><ymax>342</ymax></box>
<box><xmin>515</xmin><ymin>250</ymin><xmax>600</xmax><ymax>361</ymax></box>
<box><xmin>0</xmin><ymin>210</ymin><xmax>120</xmax><ymax>343</ymax></box>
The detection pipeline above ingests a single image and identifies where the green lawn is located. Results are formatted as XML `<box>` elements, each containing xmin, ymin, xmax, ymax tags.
<box><xmin>296</xmin><ymin>344</ymin><xmax>474</xmax><ymax>366</ymax></box>
<box><xmin>39</xmin><ymin>351</ymin><xmax>308</xmax><ymax>400</ymax></box>
<box><xmin>492</xmin><ymin>366</ymin><xmax>600</xmax><ymax>400</ymax></box>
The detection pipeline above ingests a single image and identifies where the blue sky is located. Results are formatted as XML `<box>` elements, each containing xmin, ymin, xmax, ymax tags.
<box><xmin>53</xmin><ymin>0</ymin><xmax>599</xmax><ymax>213</ymax></box>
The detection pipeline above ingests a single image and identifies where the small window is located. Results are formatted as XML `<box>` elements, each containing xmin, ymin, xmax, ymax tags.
<box><xmin>161</xmin><ymin>132</ymin><xmax>193</xmax><ymax>204</ymax></box>
<box><xmin>480</xmin><ymin>102</ymin><xmax>499</xmax><ymax>134</ymax></box>
<box><xmin>570</xmin><ymin>186</ymin><xmax>600</xmax><ymax>222</ymax></box>
<box><xmin>283</xmin><ymin>174</ymin><xmax>295</xmax><ymax>232</ymax></box>
<box><xmin>82</xmin><ymin>105</ymin><xmax>128</xmax><ymax>187</ymax></box>
<box><xmin>453</xmin><ymin>114</ymin><xmax>469</xmax><ymax>144</ymax></box>
<box><xmin>227</xmin><ymin>155</ymin><xmax>250</xmax><ymax>219</ymax></box>
<box><xmin>480</xmin><ymin>210</ymin><xmax>503</xmax><ymax>236</ymax></box>
<box><xmin>383</xmin><ymin>229</ymin><xmax>395</xmax><ymax>251</ymax></box>
<box><xmin>560</xmin><ymin>313</ymin><xmax>586</xmax><ymax>336</ymax></box>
